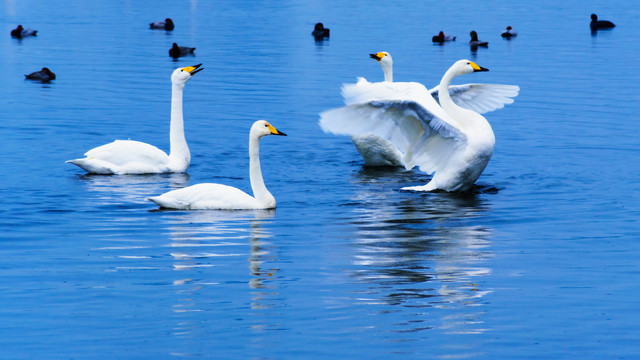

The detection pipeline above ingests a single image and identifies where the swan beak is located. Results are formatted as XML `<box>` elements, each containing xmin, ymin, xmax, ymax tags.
<box><xmin>469</xmin><ymin>62</ymin><xmax>489</xmax><ymax>72</ymax></box>
<box><xmin>369</xmin><ymin>53</ymin><xmax>383</xmax><ymax>61</ymax></box>
<box><xmin>183</xmin><ymin>63</ymin><xmax>204</xmax><ymax>76</ymax></box>
<box><xmin>267</xmin><ymin>124</ymin><xmax>287</xmax><ymax>136</ymax></box>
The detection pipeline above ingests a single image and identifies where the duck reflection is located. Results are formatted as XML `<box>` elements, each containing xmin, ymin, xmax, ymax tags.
<box><xmin>350</xmin><ymin>167</ymin><xmax>493</xmax><ymax>335</ymax></box>
<box><xmin>77</xmin><ymin>172</ymin><xmax>190</xmax><ymax>205</ymax></box>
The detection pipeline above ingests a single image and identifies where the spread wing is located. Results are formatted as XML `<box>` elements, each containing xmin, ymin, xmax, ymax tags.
<box><xmin>429</xmin><ymin>83</ymin><xmax>519</xmax><ymax>114</ymax></box>
<box><xmin>319</xmin><ymin>80</ymin><xmax>468</xmax><ymax>175</ymax></box>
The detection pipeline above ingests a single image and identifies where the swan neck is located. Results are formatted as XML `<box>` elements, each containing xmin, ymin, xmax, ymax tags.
<box><xmin>168</xmin><ymin>82</ymin><xmax>190</xmax><ymax>170</ymax></box>
<box><xmin>249</xmin><ymin>134</ymin><xmax>274</xmax><ymax>207</ymax></box>
<box><xmin>381</xmin><ymin>62</ymin><xmax>393</xmax><ymax>82</ymax></box>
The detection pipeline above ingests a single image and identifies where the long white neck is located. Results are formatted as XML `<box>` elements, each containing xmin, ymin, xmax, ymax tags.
<box><xmin>249</xmin><ymin>134</ymin><xmax>275</xmax><ymax>208</ymax></box>
<box><xmin>167</xmin><ymin>82</ymin><xmax>190</xmax><ymax>171</ymax></box>
<box><xmin>438</xmin><ymin>67</ymin><xmax>494</xmax><ymax>143</ymax></box>
<box><xmin>380</xmin><ymin>61</ymin><xmax>393</xmax><ymax>82</ymax></box>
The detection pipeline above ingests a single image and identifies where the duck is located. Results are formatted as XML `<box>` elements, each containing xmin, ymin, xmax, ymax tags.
<box><xmin>25</xmin><ymin>67</ymin><xmax>55</xmax><ymax>82</ymax></box>
<box><xmin>501</xmin><ymin>26</ymin><xmax>517</xmax><ymax>38</ymax></box>
<box><xmin>147</xmin><ymin>120</ymin><xmax>287</xmax><ymax>210</ymax></box>
<box><xmin>322</xmin><ymin>52</ymin><xmax>518</xmax><ymax>168</ymax></box>
<box><xmin>66</xmin><ymin>64</ymin><xmax>203</xmax><ymax>174</ymax></box>
<box><xmin>320</xmin><ymin>60</ymin><xmax>516</xmax><ymax>192</ymax></box>
<box><xmin>150</xmin><ymin>18</ymin><xmax>174</xmax><ymax>30</ymax></box>
<box><xmin>10</xmin><ymin>25</ymin><xmax>37</xmax><ymax>38</ymax></box>
<box><xmin>469</xmin><ymin>31</ymin><xmax>488</xmax><ymax>47</ymax></box>
<box><xmin>169</xmin><ymin>43</ymin><xmax>196</xmax><ymax>58</ymax></box>
<box><xmin>590</xmin><ymin>14</ymin><xmax>615</xmax><ymax>30</ymax></box>
<box><xmin>432</xmin><ymin>31</ymin><xmax>456</xmax><ymax>43</ymax></box>
<box><xmin>312</xmin><ymin>22</ymin><xmax>330</xmax><ymax>39</ymax></box>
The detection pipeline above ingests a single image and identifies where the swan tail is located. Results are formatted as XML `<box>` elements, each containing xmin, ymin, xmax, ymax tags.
<box><xmin>147</xmin><ymin>196</ymin><xmax>190</xmax><ymax>209</ymax></box>
<box><xmin>66</xmin><ymin>158</ymin><xmax>114</xmax><ymax>174</ymax></box>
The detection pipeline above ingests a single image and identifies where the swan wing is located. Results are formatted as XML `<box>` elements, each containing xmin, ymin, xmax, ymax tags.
<box><xmin>84</xmin><ymin>140</ymin><xmax>169</xmax><ymax>167</ymax></box>
<box><xmin>319</xmin><ymin>92</ymin><xmax>467</xmax><ymax>174</ymax></box>
<box><xmin>429</xmin><ymin>84</ymin><xmax>519</xmax><ymax>114</ymax></box>
<box><xmin>148</xmin><ymin>183</ymin><xmax>260</xmax><ymax>210</ymax></box>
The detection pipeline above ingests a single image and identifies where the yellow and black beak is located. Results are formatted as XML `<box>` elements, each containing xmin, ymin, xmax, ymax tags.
<box><xmin>369</xmin><ymin>53</ymin><xmax>382</xmax><ymax>61</ymax></box>
<box><xmin>182</xmin><ymin>63</ymin><xmax>204</xmax><ymax>76</ymax></box>
<box><xmin>267</xmin><ymin>123</ymin><xmax>287</xmax><ymax>136</ymax></box>
<box><xmin>470</xmin><ymin>61</ymin><xmax>489</xmax><ymax>72</ymax></box>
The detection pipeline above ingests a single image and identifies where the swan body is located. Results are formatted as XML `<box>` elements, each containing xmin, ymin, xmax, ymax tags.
<box><xmin>170</xmin><ymin>43</ymin><xmax>195</xmax><ymax>58</ymax></box>
<box><xmin>328</xmin><ymin>52</ymin><xmax>518</xmax><ymax>168</ymax></box>
<box><xmin>590</xmin><ymin>14</ymin><xmax>615</xmax><ymax>30</ymax></box>
<box><xmin>11</xmin><ymin>25</ymin><xmax>37</xmax><ymax>38</ymax></box>
<box><xmin>67</xmin><ymin>64</ymin><xmax>203</xmax><ymax>174</ymax></box>
<box><xmin>148</xmin><ymin>120</ymin><xmax>287</xmax><ymax>210</ymax></box>
<box><xmin>321</xmin><ymin>60</ymin><xmax>512</xmax><ymax>192</ymax></box>
<box><xmin>25</xmin><ymin>67</ymin><xmax>55</xmax><ymax>82</ymax></box>
<box><xmin>501</xmin><ymin>26</ymin><xmax>518</xmax><ymax>38</ymax></box>
<box><xmin>150</xmin><ymin>18</ymin><xmax>174</xmax><ymax>30</ymax></box>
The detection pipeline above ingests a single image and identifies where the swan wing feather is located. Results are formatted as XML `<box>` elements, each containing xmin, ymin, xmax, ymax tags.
<box><xmin>430</xmin><ymin>84</ymin><xmax>519</xmax><ymax>114</ymax></box>
<box><xmin>320</xmin><ymin>96</ymin><xmax>467</xmax><ymax>174</ymax></box>
<box><xmin>84</xmin><ymin>140</ymin><xmax>169</xmax><ymax>168</ymax></box>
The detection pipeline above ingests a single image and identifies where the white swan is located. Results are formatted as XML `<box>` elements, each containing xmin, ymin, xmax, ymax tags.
<box><xmin>341</xmin><ymin>52</ymin><xmax>518</xmax><ymax>168</ymax></box>
<box><xmin>66</xmin><ymin>64</ymin><xmax>203</xmax><ymax>174</ymax></box>
<box><xmin>320</xmin><ymin>59</ymin><xmax>510</xmax><ymax>192</ymax></box>
<box><xmin>147</xmin><ymin>120</ymin><xmax>287</xmax><ymax>210</ymax></box>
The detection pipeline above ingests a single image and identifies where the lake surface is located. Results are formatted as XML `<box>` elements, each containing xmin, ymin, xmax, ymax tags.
<box><xmin>2</xmin><ymin>0</ymin><xmax>640</xmax><ymax>358</ymax></box>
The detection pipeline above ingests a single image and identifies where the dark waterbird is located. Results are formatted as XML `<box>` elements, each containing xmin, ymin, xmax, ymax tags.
<box><xmin>150</xmin><ymin>18</ymin><xmax>174</xmax><ymax>30</ymax></box>
<box><xmin>312</xmin><ymin>22</ymin><xmax>330</xmax><ymax>39</ymax></box>
<box><xmin>590</xmin><ymin>14</ymin><xmax>615</xmax><ymax>30</ymax></box>
<box><xmin>501</xmin><ymin>26</ymin><xmax>517</xmax><ymax>38</ymax></box>
<box><xmin>11</xmin><ymin>25</ymin><xmax>37</xmax><ymax>38</ymax></box>
<box><xmin>25</xmin><ymin>67</ymin><xmax>55</xmax><ymax>82</ymax></box>
<box><xmin>169</xmin><ymin>43</ymin><xmax>195</xmax><ymax>58</ymax></box>
<box><xmin>469</xmin><ymin>31</ymin><xmax>488</xmax><ymax>48</ymax></box>
<box><xmin>432</xmin><ymin>31</ymin><xmax>456</xmax><ymax>43</ymax></box>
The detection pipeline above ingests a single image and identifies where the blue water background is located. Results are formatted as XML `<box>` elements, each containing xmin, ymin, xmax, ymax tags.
<box><xmin>1</xmin><ymin>0</ymin><xmax>640</xmax><ymax>358</ymax></box>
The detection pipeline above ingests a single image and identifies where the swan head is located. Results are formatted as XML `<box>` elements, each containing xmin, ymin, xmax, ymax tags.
<box><xmin>252</xmin><ymin>120</ymin><xmax>287</xmax><ymax>138</ymax></box>
<box><xmin>171</xmin><ymin>63</ymin><xmax>203</xmax><ymax>86</ymax></box>
<box><xmin>370</xmin><ymin>51</ymin><xmax>392</xmax><ymax>66</ymax></box>
<box><xmin>452</xmin><ymin>59</ymin><xmax>489</xmax><ymax>76</ymax></box>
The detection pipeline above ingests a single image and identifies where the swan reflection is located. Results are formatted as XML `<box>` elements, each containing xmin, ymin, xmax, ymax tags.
<box><xmin>350</xmin><ymin>167</ymin><xmax>493</xmax><ymax>337</ymax></box>
<box><xmin>77</xmin><ymin>172</ymin><xmax>190</xmax><ymax>204</ymax></box>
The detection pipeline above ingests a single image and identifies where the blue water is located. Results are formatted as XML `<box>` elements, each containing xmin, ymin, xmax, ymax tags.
<box><xmin>2</xmin><ymin>0</ymin><xmax>640</xmax><ymax>358</ymax></box>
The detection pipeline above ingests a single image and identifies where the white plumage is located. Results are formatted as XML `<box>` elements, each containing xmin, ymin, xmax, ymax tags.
<box><xmin>147</xmin><ymin>120</ymin><xmax>287</xmax><ymax>210</ymax></box>
<box><xmin>320</xmin><ymin>59</ymin><xmax>518</xmax><ymax>192</ymax></box>
<box><xmin>338</xmin><ymin>52</ymin><xmax>518</xmax><ymax>168</ymax></box>
<box><xmin>66</xmin><ymin>64</ymin><xmax>203</xmax><ymax>174</ymax></box>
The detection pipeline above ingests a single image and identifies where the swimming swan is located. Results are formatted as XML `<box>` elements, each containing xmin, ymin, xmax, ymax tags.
<box><xmin>321</xmin><ymin>60</ymin><xmax>512</xmax><ymax>192</ymax></box>
<box><xmin>327</xmin><ymin>52</ymin><xmax>518</xmax><ymax>168</ymax></box>
<box><xmin>147</xmin><ymin>120</ymin><xmax>287</xmax><ymax>210</ymax></box>
<box><xmin>66</xmin><ymin>64</ymin><xmax>203</xmax><ymax>174</ymax></box>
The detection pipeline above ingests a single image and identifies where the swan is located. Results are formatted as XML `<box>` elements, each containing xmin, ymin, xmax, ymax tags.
<box><xmin>150</xmin><ymin>18</ymin><xmax>174</xmax><ymax>30</ymax></box>
<box><xmin>501</xmin><ymin>26</ymin><xmax>517</xmax><ymax>38</ymax></box>
<box><xmin>66</xmin><ymin>64</ymin><xmax>203</xmax><ymax>174</ymax></box>
<box><xmin>147</xmin><ymin>120</ymin><xmax>287</xmax><ymax>210</ymax></box>
<box><xmin>590</xmin><ymin>14</ymin><xmax>615</xmax><ymax>30</ymax></box>
<box><xmin>25</xmin><ymin>67</ymin><xmax>55</xmax><ymax>82</ymax></box>
<box><xmin>327</xmin><ymin>52</ymin><xmax>518</xmax><ymax>168</ymax></box>
<box><xmin>169</xmin><ymin>43</ymin><xmax>196</xmax><ymax>58</ymax></box>
<box><xmin>320</xmin><ymin>60</ymin><xmax>513</xmax><ymax>192</ymax></box>
<box><xmin>11</xmin><ymin>25</ymin><xmax>37</xmax><ymax>38</ymax></box>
